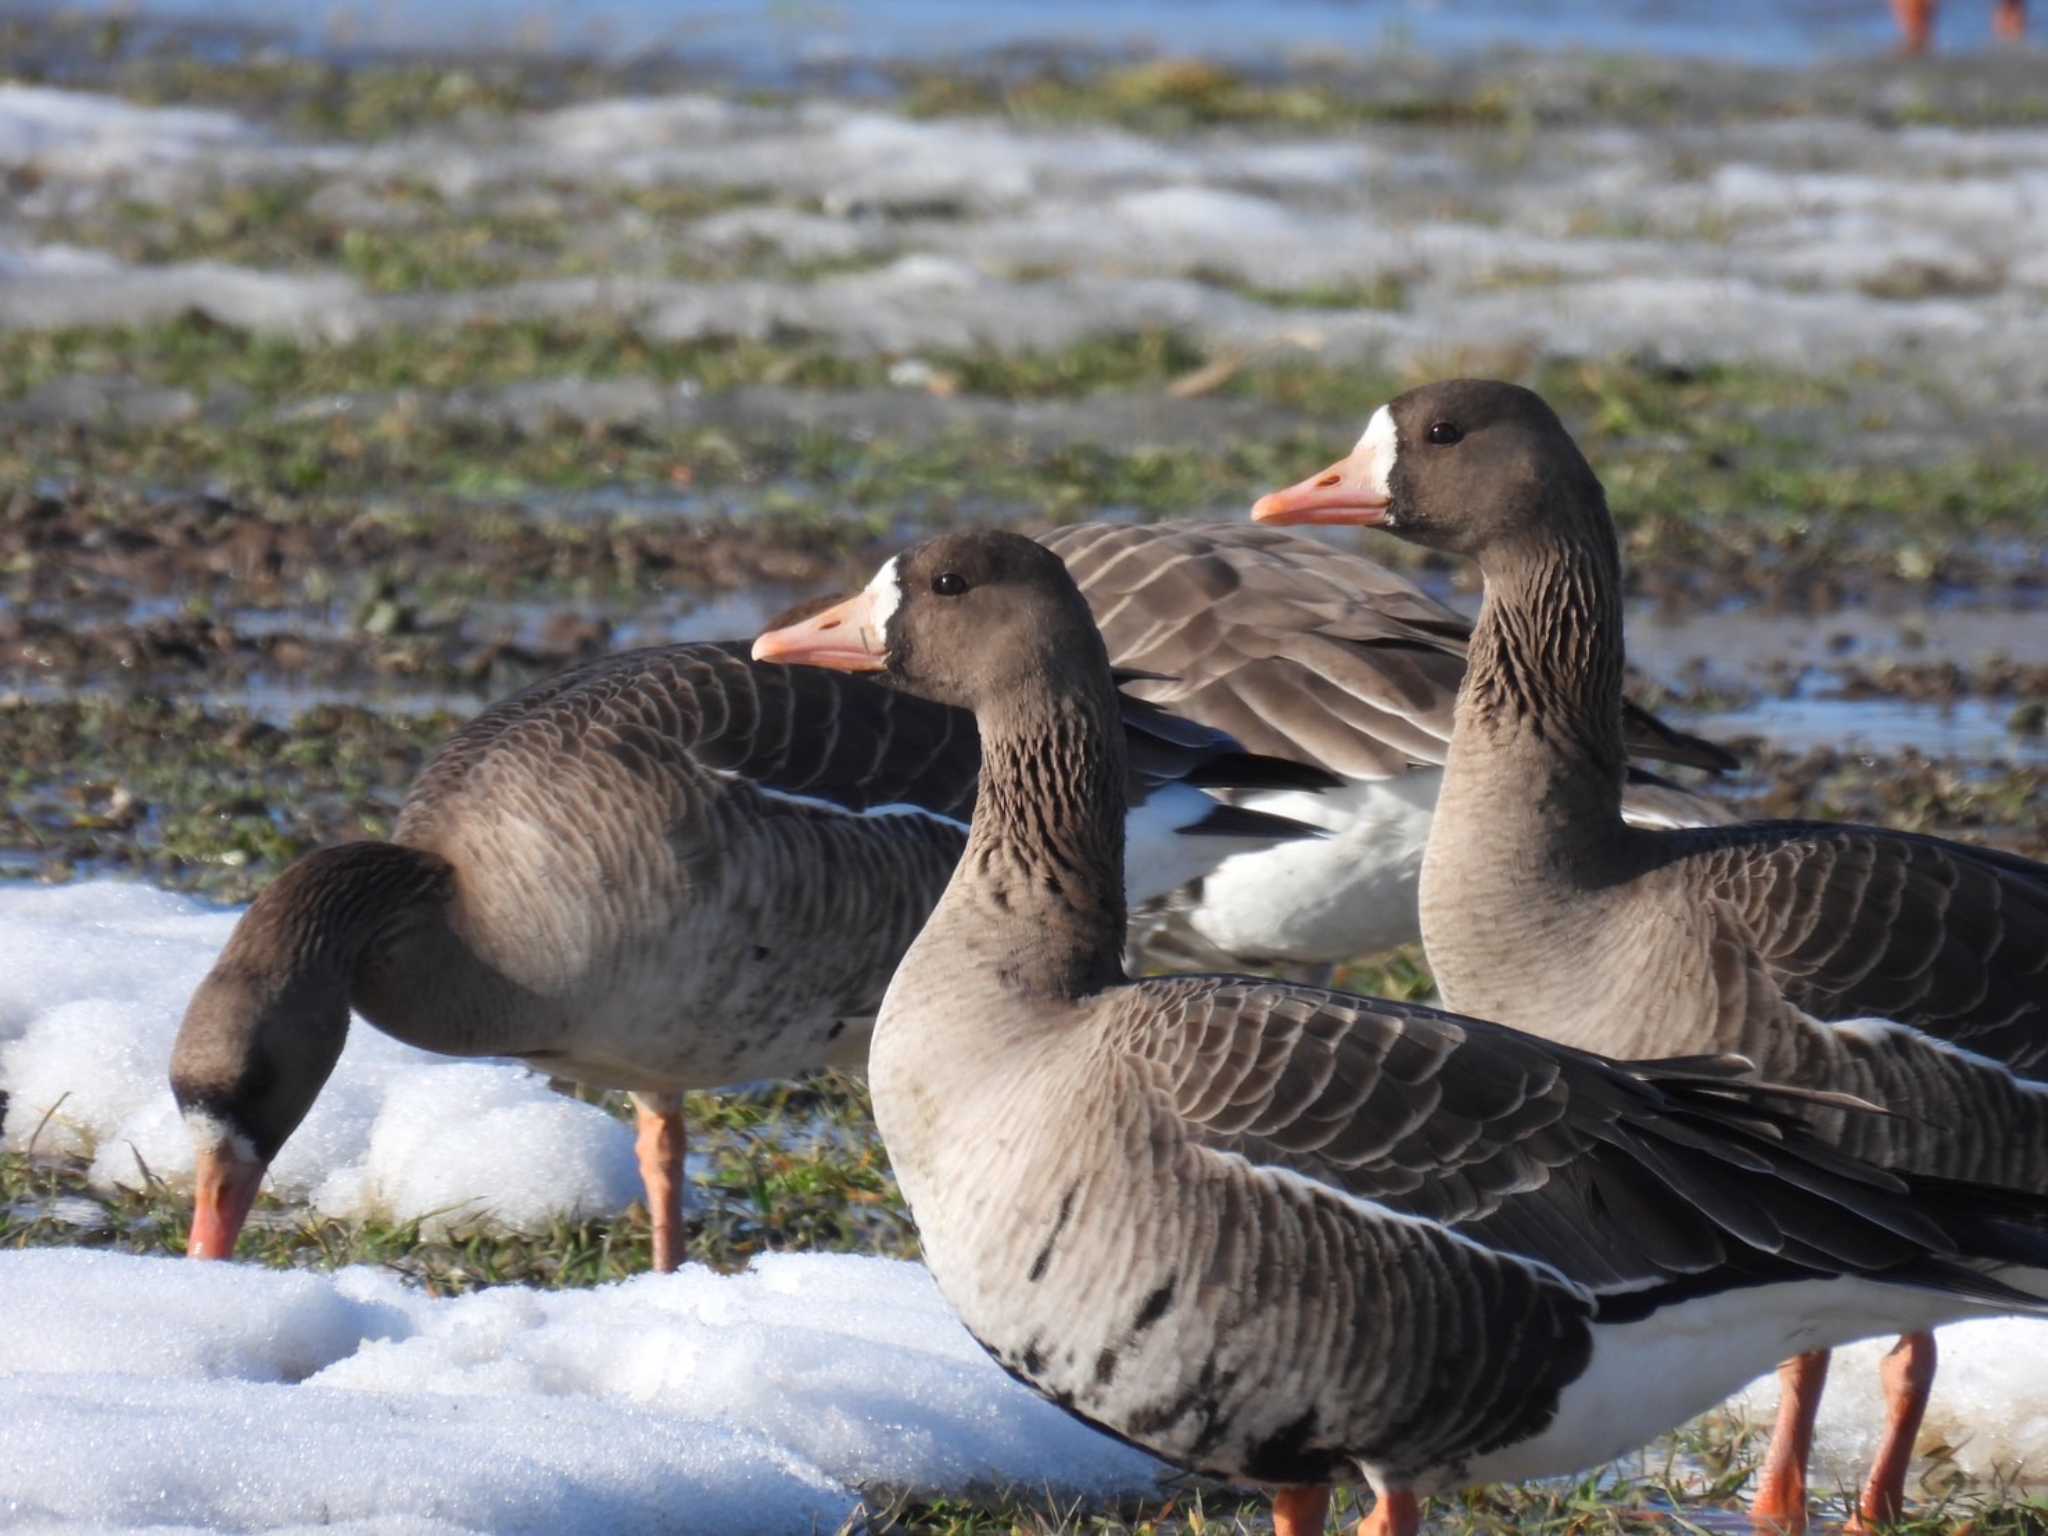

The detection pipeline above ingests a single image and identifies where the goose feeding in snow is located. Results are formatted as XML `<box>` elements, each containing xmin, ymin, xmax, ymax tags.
<box><xmin>1253</xmin><ymin>378</ymin><xmax>2048</xmax><ymax>1534</ymax></box>
<box><xmin>170</xmin><ymin>640</ymin><xmax>1336</xmax><ymax>1271</ymax></box>
<box><xmin>752</xmin><ymin>529</ymin><xmax>2048</xmax><ymax>1536</ymax></box>
<box><xmin>1041</xmin><ymin>520</ymin><xmax>1735</xmax><ymax>980</ymax></box>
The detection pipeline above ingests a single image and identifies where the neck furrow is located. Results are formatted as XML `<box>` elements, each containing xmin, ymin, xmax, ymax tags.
<box><xmin>944</xmin><ymin>696</ymin><xmax>1129</xmax><ymax>1001</ymax></box>
<box><xmin>1451</xmin><ymin>538</ymin><xmax>1629</xmax><ymax>835</ymax></box>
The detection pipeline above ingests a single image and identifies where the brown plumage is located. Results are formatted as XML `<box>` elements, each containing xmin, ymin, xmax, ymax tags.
<box><xmin>170</xmin><ymin>640</ymin><xmax>1332</xmax><ymax>1271</ymax></box>
<box><xmin>1253</xmin><ymin>378</ymin><xmax>2048</xmax><ymax>1533</ymax></box>
<box><xmin>793</xmin><ymin>520</ymin><xmax>1736</xmax><ymax>978</ymax></box>
<box><xmin>751</xmin><ymin>527</ymin><xmax>2048</xmax><ymax>1536</ymax></box>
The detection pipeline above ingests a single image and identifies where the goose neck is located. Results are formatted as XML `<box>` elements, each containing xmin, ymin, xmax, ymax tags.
<box><xmin>1447</xmin><ymin>529</ymin><xmax>1630</xmax><ymax>852</ymax></box>
<box><xmin>946</xmin><ymin>686</ymin><xmax>1130</xmax><ymax>1004</ymax></box>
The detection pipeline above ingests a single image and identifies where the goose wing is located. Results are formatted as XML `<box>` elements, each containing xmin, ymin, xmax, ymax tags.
<box><xmin>1112</xmin><ymin>976</ymin><xmax>2041</xmax><ymax>1304</ymax></box>
<box><xmin>1679</xmin><ymin>821</ymin><xmax>2048</xmax><ymax>1077</ymax></box>
<box><xmin>1047</xmin><ymin>520</ymin><xmax>1737</xmax><ymax>783</ymax></box>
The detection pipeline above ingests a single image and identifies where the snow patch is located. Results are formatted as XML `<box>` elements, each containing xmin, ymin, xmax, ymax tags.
<box><xmin>1732</xmin><ymin>1321</ymin><xmax>2048</xmax><ymax>1487</ymax></box>
<box><xmin>0</xmin><ymin>1248</ymin><xmax>1164</xmax><ymax>1533</ymax></box>
<box><xmin>0</xmin><ymin>882</ymin><xmax>638</xmax><ymax>1235</ymax></box>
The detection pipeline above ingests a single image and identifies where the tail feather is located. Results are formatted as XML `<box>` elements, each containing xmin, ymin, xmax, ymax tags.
<box><xmin>1178</xmin><ymin>803</ymin><xmax>1331</xmax><ymax>843</ymax></box>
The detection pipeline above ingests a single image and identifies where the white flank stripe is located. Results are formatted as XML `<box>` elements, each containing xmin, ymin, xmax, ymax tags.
<box><xmin>726</xmin><ymin>773</ymin><xmax>969</xmax><ymax>831</ymax></box>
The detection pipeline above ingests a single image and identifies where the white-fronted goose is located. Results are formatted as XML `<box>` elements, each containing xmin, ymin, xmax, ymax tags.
<box><xmin>1253</xmin><ymin>379</ymin><xmax>2048</xmax><ymax>1533</ymax></box>
<box><xmin>1043</xmin><ymin>521</ymin><xmax>1734</xmax><ymax>977</ymax></box>
<box><xmin>751</xmin><ymin>530</ymin><xmax>2048</xmax><ymax>1536</ymax></box>
<box><xmin>170</xmin><ymin>641</ymin><xmax>1335</xmax><ymax>1271</ymax></box>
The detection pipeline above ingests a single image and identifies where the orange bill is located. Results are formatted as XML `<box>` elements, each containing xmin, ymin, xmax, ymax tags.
<box><xmin>187</xmin><ymin>1141</ymin><xmax>266</xmax><ymax>1260</ymax></box>
<box><xmin>752</xmin><ymin>587</ymin><xmax>890</xmax><ymax>671</ymax></box>
<box><xmin>1250</xmin><ymin>450</ymin><xmax>1392</xmax><ymax>526</ymax></box>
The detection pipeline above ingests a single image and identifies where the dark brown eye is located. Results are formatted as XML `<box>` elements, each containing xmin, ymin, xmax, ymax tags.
<box><xmin>931</xmin><ymin>571</ymin><xmax>968</xmax><ymax>596</ymax></box>
<box><xmin>1426</xmin><ymin>421</ymin><xmax>1462</xmax><ymax>446</ymax></box>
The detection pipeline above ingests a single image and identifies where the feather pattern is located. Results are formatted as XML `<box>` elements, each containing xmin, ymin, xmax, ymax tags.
<box><xmin>850</xmin><ymin>529</ymin><xmax>2048</xmax><ymax>1522</ymax></box>
<box><xmin>1043</xmin><ymin>521</ymin><xmax>1734</xmax><ymax>972</ymax></box>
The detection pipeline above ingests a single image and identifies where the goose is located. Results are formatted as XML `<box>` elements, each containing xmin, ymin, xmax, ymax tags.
<box><xmin>1252</xmin><ymin>378</ymin><xmax>2048</xmax><ymax>1533</ymax></box>
<box><xmin>750</xmin><ymin>528</ymin><xmax>2048</xmax><ymax>1536</ymax></box>
<box><xmin>1045</xmin><ymin>521</ymin><xmax>1734</xmax><ymax>977</ymax></box>
<box><xmin>795</xmin><ymin>521</ymin><xmax>1737</xmax><ymax>981</ymax></box>
<box><xmin>170</xmin><ymin>640</ymin><xmax>1336</xmax><ymax>1271</ymax></box>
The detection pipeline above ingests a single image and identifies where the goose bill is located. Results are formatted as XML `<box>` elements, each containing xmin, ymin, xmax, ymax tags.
<box><xmin>752</xmin><ymin>590</ymin><xmax>889</xmax><ymax>671</ymax></box>
<box><xmin>187</xmin><ymin>1141</ymin><xmax>266</xmax><ymax>1259</ymax></box>
<box><xmin>1250</xmin><ymin>454</ymin><xmax>1393</xmax><ymax>526</ymax></box>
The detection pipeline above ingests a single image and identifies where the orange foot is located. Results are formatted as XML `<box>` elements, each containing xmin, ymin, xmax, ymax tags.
<box><xmin>632</xmin><ymin>1089</ymin><xmax>689</xmax><ymax>1273</ymax></box>
<box><xmin>1359</xmin><ymin>1488</ymin><xmax>1421</xmax><ymax>1536</ymax></box>
<box><xmin>1273</xmin><ymin>1485</ymin><xmax>1331</xmax><ymax>1536</ymax></box>
<box><xmin>1750</xmin><ymin>1351</ymin><xmax>1828</xmax><ymax>1535</ymax></box>
<box><xmin>1843</xmin><ymin>1333</ymin><xmax>1936</xmax><ymax>1536</ymax></box>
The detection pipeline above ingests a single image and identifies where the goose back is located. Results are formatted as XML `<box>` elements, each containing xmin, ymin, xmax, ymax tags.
<box><xmin>381</xmin><ymin>642</ymin><xmax>975</xmax><ymax>1089</ymax></box>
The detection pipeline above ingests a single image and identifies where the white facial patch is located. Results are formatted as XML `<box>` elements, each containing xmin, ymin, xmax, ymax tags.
<box><xmin>1350</xmin><ymin>404</ymin><xmax>1398</xmax><ymax>500</ymax></box>
<box><xmin>182</xmin><ymin>1107</ymin><xmax>260</xmax><ymax>1164</ymax></box>
<box><xmin>865</xmin><ymin>556</ymin><xmax>903</xmax><ymax>639</ymax></box>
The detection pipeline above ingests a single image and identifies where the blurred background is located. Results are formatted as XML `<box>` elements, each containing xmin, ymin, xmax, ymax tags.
<box><xmin>3</xmin><ymin>0</ymin><xmax>2042</xmax><ymax>906</ymax></box>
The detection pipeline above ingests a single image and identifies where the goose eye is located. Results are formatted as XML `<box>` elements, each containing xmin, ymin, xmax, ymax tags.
<box><xmin>1426</xmin><ymin>421</ymin><xmax>1462</xmax><ymax>446</ymax></box>
<box><xmin>931</xmin><ymin>571</ymin><xmax>968</xmax><ymax>597</ymax></box>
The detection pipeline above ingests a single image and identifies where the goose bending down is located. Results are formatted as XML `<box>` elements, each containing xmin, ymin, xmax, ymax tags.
<box><xmin>1042</xmin><ymin>522</ymin><xmax>1734</xmax><ymax>978</ymax></box>
<box><xmin>1252</xmin><ymin>379</ymin><xmax>2048</xmax><ymax>1533</ymax></box>
<box><xmin>170</xmin><ymin>641</ymin><xmax>1335</xmax><ymax>1271</ymax></box>
<box><xmin>750</xmin><ymin>530</ymin><xmax>2048</xmax><ymax>1536</ymax></box>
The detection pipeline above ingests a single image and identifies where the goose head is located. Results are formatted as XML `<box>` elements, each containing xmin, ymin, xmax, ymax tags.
<box><xmin>1251</xmin><ymin>378</ymin><xmax>1607</xmax><ymax>567</ymax></box>
<box><xmin>169</xmin><ymin>840</ymin><xmax>445</xmax><ymax>1258</ymax></box>
<box><xmin>170</xmin><ymin>942</ymin><xmax>348</xmax><ymax>1259</ymax></box>
<box><xmin>752</xmin><ymin>530</ymin><xmax>1108</xmax><ymax>708</ymax></box>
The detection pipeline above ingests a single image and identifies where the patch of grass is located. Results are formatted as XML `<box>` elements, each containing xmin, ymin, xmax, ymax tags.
<box><xmin>25</xmin><ymin>177</ymin><xmax>816</xmax><ymax>293</ymax></box>
<box><xmin>0</xmin><ymin>313</ymin><xmax>878</xmax><ymax>401</ymax></box>
<box><xmin>6</xmin><ymin>319</ymin><xmax>2046</xmax><ymax>602</ymax></box>
<box><xmin>0</xmin><ymin>696</ymin><xmax>439</xmax><ymax>899</ymax></box>
<box><xmin>0</xmin><ymin>21</ymin><xmax>627</xmax><ymax>141</ymax></box>
<box><xmin>1200</xmin><ymin>271</ymin><xmax>1412</xmax><ymax>314</ymax></box>
<box><xmin>899</xmin><ymin>56</ymin><xmax>1517</xmax><ymax>134</ymax></box>
<box><xmin>0</xmin><ymin>1071</ymin><xmax>913</xmax><ymax>1285</ymax></box>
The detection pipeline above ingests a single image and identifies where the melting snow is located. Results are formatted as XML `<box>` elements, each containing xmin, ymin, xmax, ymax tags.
<box><xmin>1731</xmin><ymin>1323</ymin><xmax>2048</xmax><ymax>1490</ymax></box>
<box><xmin>2</xmin><ymin>85</ymin><xmax>2046</xmax><ymax>394</ymax></box>
<box><xmin>1</xmin><ymin>879</ymin><xmax>2043</xmax><ymax>1519</ymax></box>
<box><xmin>0</xmin><ymin>1247</ymin><xmax>1165</xmax><ymax>1534</ymax></box>
<box><xmin>0</xmin><ymin>881</ymin><xmax>639</xmax><ymax>1235</ymax></box>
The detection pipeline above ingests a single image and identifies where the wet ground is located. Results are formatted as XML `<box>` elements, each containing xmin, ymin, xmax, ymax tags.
<box><xmin>2</xmin><ymin>22</ymin><xmax>2044</xmax><ymax>896</ymax></box>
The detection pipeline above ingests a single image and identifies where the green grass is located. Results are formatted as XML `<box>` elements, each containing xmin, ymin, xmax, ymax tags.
<box><xmin>1</xmin><ymin>1071</ymin><xmax>913</xmax><ymax>1285</ymax></box>
<box><xmin>7</xmin><ymin>320</ymin><xmax>2042</xmax><ymax>601</ymax></box>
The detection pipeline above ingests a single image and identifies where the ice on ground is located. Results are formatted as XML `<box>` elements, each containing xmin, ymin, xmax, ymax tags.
<box><xmin>8</xmin><ymin>84</ymin><xmax>2048</xmax><ymax>394</ymax></box>
<box><xmin>1731</xmin><ymin>1320</ymin><xmax>2048</xmax><ymax>1489</ymax></box>
<box><xmin>0</xmin><ymin>1248</ymin><xmax>1165</xmax><ymax>1534</ymax></box>
<box><xmin>0</xmin><ymin>84</ymin><xmax>263</xmax><ymax>177</ymax></box>
<box><xmin>0</xmin><ymin>882</ymin><xmax>638</xmax><ymax>1235</ymax></box>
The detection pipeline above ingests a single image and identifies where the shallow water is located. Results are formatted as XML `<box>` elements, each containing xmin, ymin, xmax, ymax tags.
<box><xmin>67</xmin><ymin>0</ymin><xmax>1929</xmax><ymax>68</ymax></box>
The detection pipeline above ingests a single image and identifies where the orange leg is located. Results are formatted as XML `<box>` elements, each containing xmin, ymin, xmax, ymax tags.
<box><xmin>1891</xmin><ymin>0</ymin><xmax>1937</xmax><ymax>51</ymax></box>
<box><xmin>1273</xmin><ymin>1486</ymin><xmax>1332</xmax><ymax>1536</ymax></box>
<box><xmin>1995</xmin><ymin>0</ymin><xmax>2025</xmax><ymax>40</ymax></box>
<box><xmin>1845</xmin><ymin>1332</ymin><xmax>1937</xmax><ymax>1535</ymax></box>
<box><xmin>631</xmin><ymin>1090</ymin><xmax>688</xmax><ymax>1273</ymax></box>
<box><xmin>1359</xmin><ymin>1487</ymin><xmax>1421</xmax><ymax>1536</ymax></box>
<box><xmin>1750</xmin><ymin>1350</ymin><xmax>1829</xmax><ymax>1534</ymax></box>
